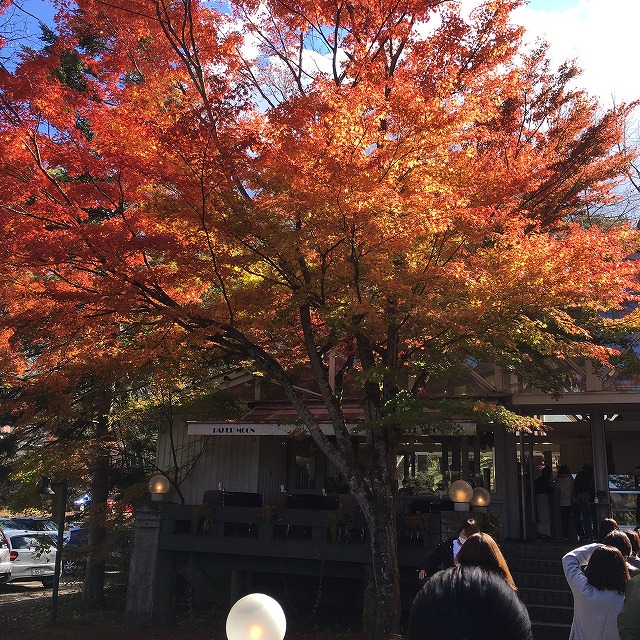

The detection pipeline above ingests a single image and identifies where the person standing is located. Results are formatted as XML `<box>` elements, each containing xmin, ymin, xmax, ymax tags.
<box><xmin>455</xmin><ymin>532</ymin><xmax>517</xmax><ymax>590</ymax></box>
<box><xmin>535</xmin><ymin>462</ymin><xmax>553</xmax><ymax>538</ymax></box>
<box><xmin>633</xmin><ymin>464</ymin><xmax>640</xmax><ymax>523</ymax></box>
<box><xmin>562</xmin><ymin>543</ymin><xmax>629</xmax><ymax>640</ymax></box>
<box><xmin>623</xmin><ymin>530</ymin><xmax>640</xmax><ymax>574</ymax></box>
<box><xmin>573</xmin><ymin>463</ymin><xmax>597</xmax><ymax>540</ymax></box>
<box><xmin>618</xmin><ymin>573</ymin><xmax>640</xmax><ymax>640</ymax></box>
<box><xmin>597</xmin><ymin>518</ymin><xmax>619</xmax><ymax>542</ymax></box>
<box><xmin>408</xmin><ymin>565</ymin><xmax>532</xmax><ymax>640</ymax></box>
<box><xmin>602</xmin><ymin>530</ymin><xmax>640</xmax><ymax>578</ymax></box>
<box><xmin>417</xmin><ymin>518</ymin><xmax>480</xmax><ymax>581</ymax></box>
<box><xmin>555</xmin><ymin>465</ymin><xmax>575</xmax><ymax>541</ymax></box>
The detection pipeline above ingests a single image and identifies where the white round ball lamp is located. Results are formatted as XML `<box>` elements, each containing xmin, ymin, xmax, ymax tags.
<box><xmin>226</xmin><ymin>593</ymin><xmax>286</xmax><ymax>640</ymax></box>
<box><xmin>471</xmin><ymin>487</ymin><xmax>491</xmax><ymax>508</ymax></box>
<box><xmin>448</xmin><ymin>480</ymin><xmax>473</xmax><ymax>511</ymax></box>
<box><xmin>148</xmin><ymin>474</ymin><xmax>170</xmax><ymax>501</ymax></box>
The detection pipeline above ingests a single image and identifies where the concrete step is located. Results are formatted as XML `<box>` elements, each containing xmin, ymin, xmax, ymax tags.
<box><xmin>525</xmin><ymin>603</ymin><xmax>574</xmax><ymax>625</ymax></box>
<box><xmin>513</xmin><ymin>572</ymin><xmax>569</xmax><ymax>590</ymax></box>
<box><xmin>502</xmin><ymin>540</ymin><xmax>574</xmax><ymax>634</ymax></box>
<box><xmin>532</xmin><ymin>621</ymin><xmax>572</xmax><ymax>640</ymax></box>
<box><xmin>502</xmin><ymin>540</ymin><xmax>577</xmax><ymax>560</ymax></box>
<box><xmin>519</xmin><ymin>586</ymin><xmax>573</xmax><ymax>607</ymax></box>
<box><xmin>508</xmin><ymin>556</ymin><xmax>564</xmax><ymax>574</ymax></box>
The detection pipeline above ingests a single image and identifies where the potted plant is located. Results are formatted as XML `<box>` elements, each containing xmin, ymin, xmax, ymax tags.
<box><xmin>327</xmin><ymin>506</ymin><xmax>355</xmax><ymax>543</ymax></box>
<box><xmin>256</xmin><ymin>505</ymin><xmax>279</xmax><ymax>539</ymax></box>
<box><xmin>404</xmin><ymin>511</ymin><xmax>431</xmax><ymax>539</ymax></box>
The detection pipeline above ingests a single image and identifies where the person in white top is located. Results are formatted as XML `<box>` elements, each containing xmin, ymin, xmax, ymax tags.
<box><xmin>555</xmin><ymin>464</ymin><xmax>574</xmax><ymax>541</ymax></box>
<box><xmin>562</xmin><ymin>543</ymin><xmax>629</xmax><ymax>640</ymax></box>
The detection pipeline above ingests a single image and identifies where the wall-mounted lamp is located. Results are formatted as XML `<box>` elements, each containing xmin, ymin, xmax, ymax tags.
<box><xmin>148</xmin><ymin>474</ymin><xmax>170</xmax><ymax>501</ymax></box>
<box><xmin>448</xmin><ymin>480</ymin><xmax>473</xmax><ymax>511</ymax></box>
<box><xmin>226</xmin><ymin>593</ymin><xmax>286</xmax><ymax>640</ymax></box>
<box><xmin>471</xmin><ymin>487</ymin><xmax>491</xmax><ymax>512</ymax></box>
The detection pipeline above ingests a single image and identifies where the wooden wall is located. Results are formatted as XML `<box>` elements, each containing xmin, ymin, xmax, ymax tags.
<box><xmin>156</xmin><ymin>418</ymin><xmax>261</xmax><ymax>505</ymax></box>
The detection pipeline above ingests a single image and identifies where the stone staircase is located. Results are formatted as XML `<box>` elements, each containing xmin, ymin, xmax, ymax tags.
<box><xmin>501</xmin><ymin>540</ymin><xmax>575</xmax><ymax>640</ymax></box>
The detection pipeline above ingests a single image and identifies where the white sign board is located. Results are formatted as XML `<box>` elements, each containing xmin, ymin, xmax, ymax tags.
<box><xmin>187</xmin><ymin>421</ymin><xmax>476</xmax><ymax>437</ymax></box>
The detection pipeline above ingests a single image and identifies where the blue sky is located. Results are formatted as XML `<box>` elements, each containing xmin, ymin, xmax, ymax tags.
<box><xmin>512</xmin><ymin>0</ymin><xmax>639</xmax><ymax>106</ymax></box>
<box><xmin>7</xmin><ymin>0</ymin><xmax>639</xmax><ymax>106</ymax></box>
<box><xmin>528</xmin><ymin>0</ymin><xmax>578</xmax><ymax>9</ymax></box>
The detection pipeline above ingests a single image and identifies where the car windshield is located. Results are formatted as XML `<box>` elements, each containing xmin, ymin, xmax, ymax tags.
<box><xmin>0</xmin><ymin>518</ymin><xmax>19</xmax><ymax>529</ymax></box>
<box><xmin>11</xmin><ymin>518</ymin><xmax>57</xmax><ymax>532</ymax></box>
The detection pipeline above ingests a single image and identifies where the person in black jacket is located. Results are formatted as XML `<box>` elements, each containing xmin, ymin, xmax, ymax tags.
<box><xmin>574</xmin><ymin>463</ymin><xmax>597</xmax><ymax>540</ymax></box>
<box><xmin>418</xmin><ymin>518</ymin><xmax>480</xmax><ymax>581</ymax></box>
<box><xmin>408</xmin><ymin>565</ymin><xmax>532</xmax><ymax>640</ymax></box>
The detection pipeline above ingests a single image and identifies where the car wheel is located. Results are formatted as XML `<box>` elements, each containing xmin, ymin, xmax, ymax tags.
<box><xmin>62</xmin><ymin>559</ymin><xmax>76</xmax><ymax>576</ymax></box>
<box><xmin>42</xmin><ymin>577</ymin><xmax>54</xmax><ymax>588</ymax></box>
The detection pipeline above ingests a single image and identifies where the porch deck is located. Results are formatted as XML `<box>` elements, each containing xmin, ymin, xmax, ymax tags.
<box><xmin>158</xmin><ymin>502</ymin><xmax>442</xmax><ymax>573</ymax></box>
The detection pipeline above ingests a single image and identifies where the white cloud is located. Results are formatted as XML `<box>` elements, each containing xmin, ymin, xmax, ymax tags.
<box><xmin>513</xmin><ymin>0</ymin><xmax>640</xmax><ymax>106</ymax></box>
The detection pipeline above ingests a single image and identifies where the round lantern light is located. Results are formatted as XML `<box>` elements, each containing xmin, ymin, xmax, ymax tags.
<box><xmin>226</xmin><ymin>593</ymin><xmax>286</xmax><ymax>640</ymax></box>
<box><xmin>148</xmin><ymin>474</ymin><xmax>170</xmax><ymax>501</ymax></box>
<box><xmin>448</xmin><ymin>480</ymin><xmax>473</xmax><ymax>511</ymax></box>
<box><xmin>471</xmin><ymin>487</ymin><xmax>491</xmax><ymax>511</ymax></box>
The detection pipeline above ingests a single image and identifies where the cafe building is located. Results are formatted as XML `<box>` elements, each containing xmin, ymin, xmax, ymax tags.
<box><xmin>125</xmin><ymin>359</ymin><xmax>640</xmax><ymax>625</ymax></box>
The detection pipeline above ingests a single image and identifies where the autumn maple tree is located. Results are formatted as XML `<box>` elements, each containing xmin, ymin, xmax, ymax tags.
<box><xmin>1</xmin><ymin>0</ymin><xmax>640</xmax><ymax>635</ymax></box>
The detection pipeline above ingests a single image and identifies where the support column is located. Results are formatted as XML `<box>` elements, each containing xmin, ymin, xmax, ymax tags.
<box><xmin>125</xmin><ymin>503</ymin><xmax>175</xmax><ymax>627</ymax></box>
<box><xmin>590</xmin><ymin>413</ymin><xmax>611</xmax><ymax>523</ymax></box>
<box><xmin>473</xmin><ymin>436</ymin><xmax>481</xmax><ymax>485</ymax></box>
<box><xmin>461</xmin><ymin>436</ymin><xmax>470</xmax><ymax>481</ymax></box>
<box><xmin>451</xmin><ymin>438</ymin><xmax>462</xmax><ymax>478</ymax></box>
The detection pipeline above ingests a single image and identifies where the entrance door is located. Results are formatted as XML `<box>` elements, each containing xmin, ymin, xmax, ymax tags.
<box><xmin>514</xmin><ymin>427</ymin><xmax>593</xmax><ymax>540</ymax></box>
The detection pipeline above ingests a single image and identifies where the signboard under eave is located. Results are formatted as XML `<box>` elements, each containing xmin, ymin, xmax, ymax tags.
<box><xmin>186</xmin><ymin>421</ymin><xmax>477</xmax><ymax>436</ymax></box>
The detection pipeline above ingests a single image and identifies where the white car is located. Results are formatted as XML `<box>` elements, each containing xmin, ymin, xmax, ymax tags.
<box><xmin>0</xmin><ymin>530</ymin><xmax>10</xmax><ymax>582</ymax></box>
<box><xmin>3</xmin><ymin>530</ymin><xmax>56</xmax><ymax>587</ymax></box>
<box><xmin>4</xmin><ymin>516</ymin><xmax>70</xmax><ymax>544</ymax></box>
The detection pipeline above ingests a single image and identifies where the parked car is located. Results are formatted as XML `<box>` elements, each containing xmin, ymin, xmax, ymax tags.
<box><xmin>73</xmin><ymin>492</ymin><xmax>131</xmax><ymax>513</ymax></box>
<box><xmin>0</xmin><ymin>529</ymin><xmax>11</xmax><ymax>583</ymax></box>
<box><xmin>61</xmin><ymin>523</ymin><xmax>131</xmax><ymax>577</ymax></box>
<box><xmin>2</xmin><ymin>530</ymin><xmax>56</xmax><ymax>587</ymax></box>
<box><xmin>3</xmin><ymin>516</ymin><xmax>70</xmax><ymax>543</ymax></box>
<box><xmin>0</xmin><ymin>517</ymin><xmax>19</xmax><ymax>530</ymax></box>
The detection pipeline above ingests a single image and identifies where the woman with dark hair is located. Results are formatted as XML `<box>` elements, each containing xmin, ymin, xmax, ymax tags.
<box><xmin>626</xmin><ymin>529</ymin><xmax>640</xmax><ymax>557</ymax></box>
<box><xmin>624</xmin><ymin>529</ymin><xmax>640</xmax><ymax>573</ymax></box>
<box><xmin>562</xmin><ymin>543</ymin><xmax>629</xmax><ymax>640</ymax></box>
<box><xmin>417</xmin><ymin>518</ymin><xmax>480</xmax><ymax>581</ymax></box>
<box><xmin>455</xmin><ymin>532</ymin><xmax>517</xmax><ymax>590</ymax></box>
<box><xmin>603</xmin><ymin>530</ymin><xmax>640</xmax><ymax>578</ymax></box>
<box><xmin>407</xmin><ymin>565</ymin><xmax>532</xmax><ymax>640</ymax></box>
<box><xmin>597</xmin><ymin>517</ymin><xmax>619</xmax><ymax>542</ymax></box>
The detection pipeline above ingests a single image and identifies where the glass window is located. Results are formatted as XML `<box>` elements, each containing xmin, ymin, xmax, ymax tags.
<box><xmin>398</xmin><ymin>433</ymin><xmax>495</xmax><ymax>494</ymax></box>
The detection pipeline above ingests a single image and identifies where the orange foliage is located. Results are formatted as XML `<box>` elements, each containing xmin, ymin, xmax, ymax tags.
<box><xmin>2</xmin><ymin>1</ymin><xmax>639</xmax><ymax>633</ymax></box>
<box><xmin>0</xmin><ymin>0</ymin><xmax>637</xmax><ymax>391</ymax></box>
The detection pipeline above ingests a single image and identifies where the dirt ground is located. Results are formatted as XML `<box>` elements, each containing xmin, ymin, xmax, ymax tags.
<box><xmin>0</xmin><ymin>580</ymin><xmax>364</xmax><ymax>640</ymax></box>
<box><xmin>0</xmin><ymin>582</ymin><xmax>212</xmax><ymax>640</ymax></box>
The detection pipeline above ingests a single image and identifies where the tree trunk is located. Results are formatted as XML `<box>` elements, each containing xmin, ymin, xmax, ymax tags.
<box><xmin>362</xmin><ymin>496</ymin><xmax>401</xmax><ymax>639</ymax></box>
<box><xmin>358</xmin><ymin>417</ymin><xmax>402</xmax><ymax>640</ymax></box>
